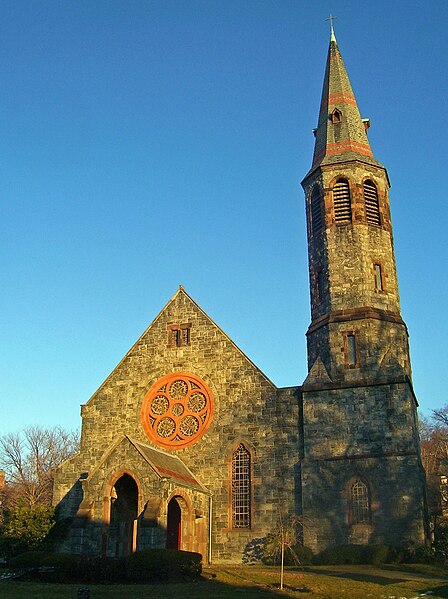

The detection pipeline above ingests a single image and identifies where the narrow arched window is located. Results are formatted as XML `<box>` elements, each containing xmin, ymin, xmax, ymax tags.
<box><xmin>232</xmin><ymin>443</ymin><xmax>251</xmax><ymax>529</ymax></box>
<box><xmin>311</xmin><ymin>186</ymin><xmax>323</xmax><ymax>235</ymax></box>
<box><xmin>364</xmin><ymin>180</ymin><xmax>381</xmax><ymax>226</ymax></box>
<box><xmin>333</xmin><ymin>179</ymin><xmax>352</xmax><ymax>223</ymax></box>
<box><xmin>351</xmin><ymin>479</ymin><xmax>370</xmax><ymax>524</ymax></box>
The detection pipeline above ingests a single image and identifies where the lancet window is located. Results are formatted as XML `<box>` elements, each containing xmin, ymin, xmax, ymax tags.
<box><xmin>231</xmin><ymin>443</ymin><xmax>251</xmax><ymax>529</ymax></box>
<box><xmin>351</xmin><ymin>479</ymin><xmax>371</xmax><ymax>525</ymax></box>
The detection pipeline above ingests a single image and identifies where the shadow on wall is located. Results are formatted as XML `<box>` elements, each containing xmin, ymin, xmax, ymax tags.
<box><xmin>300</xmin><ymin>388</ymin><xmax>427</xmax><ymax>550</ymax></box>
<box><xmin>53</xmin><ymin>474</ymin><xmax>181</xmax><ymax>558</ymax></box>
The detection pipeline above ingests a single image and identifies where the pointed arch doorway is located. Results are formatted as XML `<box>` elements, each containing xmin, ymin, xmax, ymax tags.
<box><xmin>166</xmin><ymin>496</ymin><xmax>182</xmax><ymax>549</ymax></box>
<box><xmin>109</xmin><ymin>473</ymin><xmax>138</xmax><ymax>557</ymax></box>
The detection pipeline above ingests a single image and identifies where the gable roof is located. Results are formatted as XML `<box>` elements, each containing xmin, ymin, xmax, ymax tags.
<box><xmin>84</xmin><ymin>434</ymin><xmax>208</xmax><ymax>493</ymax></box>
<box><xmin>84</xmin><ymin>286</ymin><xmax>276</xmax><ymax>405</ymax></box>
<box><xmin>130</xmin><ymin>437</ymin><xmax>208</xmax><ymax>493</ymax></box>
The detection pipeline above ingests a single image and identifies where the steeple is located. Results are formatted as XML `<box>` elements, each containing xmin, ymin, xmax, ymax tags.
<box><xmin>299</xmin><ymin>29</ymin><xmax>428</xmax><ymax>554</ymax></box>
<box><xmin>301</xmin><ymin>27</ymin><xmax>409</xmax><ymax>383</ymax></box>
<box><xmin>309</xmin><ymin>26</ymin><xmax>382</xmax><ymax>175</ymax></box>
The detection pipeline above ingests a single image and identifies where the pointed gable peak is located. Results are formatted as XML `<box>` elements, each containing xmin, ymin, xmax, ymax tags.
<box><xmin>307</xmin><ymin>27</ymin><xmax>383</xmax><ymax>176</ymax></box>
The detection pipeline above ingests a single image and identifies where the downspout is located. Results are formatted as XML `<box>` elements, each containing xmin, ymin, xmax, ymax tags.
<box><xmin>208</xmin><ymin>495</ymin><xmax>213</xmax><ymax>564</ymax></box>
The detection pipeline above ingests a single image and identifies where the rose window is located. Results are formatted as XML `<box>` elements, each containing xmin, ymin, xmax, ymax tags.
<box><xmin>141</xmin><ymin>373</ymin><xmax>214</xmax><ymax>448</ymax></box>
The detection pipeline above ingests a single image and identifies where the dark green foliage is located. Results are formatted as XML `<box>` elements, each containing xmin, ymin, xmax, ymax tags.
<box><xmin>314</xmin><ymin>544</ymin><xmax>362</xmax><ymax>565</ymax></box>
<box><xmin>9</xmin><ymin>551</ymin><xmax>125</xmax><ymax>583</ymax></box>
<box><xmin>261</xmin><ymin>537</ymin><xmax>314</xmax><ymax>566</ymax></box>
<box><xmin>362</xmin><ymin>544</ymin><xmax>395</xmax><ymax>565</ymax></box>
<box><xmin>9</xmin><ymin>550</ymin><xmax>49</xmax><ymax>568</ymax></box>
<box><xmin>0</xmin><ymin>505</ymin><xmax>55</xmax><ymax>557</ymax></box>
<box><xmin>9</xmin><ymin>548</ymin><xmax>202</xmax><ymax>583</ymax></box>
<box><xmin>313</xmin><ymin>543</ymin><xmax>445</xmax><ymax>565</ymax></box>
<box><xmin>125</xmin><ymin>549</ymin><xmax>202</xmax><ymax>582</ymax></box>
<box><xmin>401</xmin><ymin>542</ymin><xmax>438</xmax><ymax>564</ymax></box>
<box><xmin>242</xmin><ymin>538</ymin><xmax>266</xmax><ymax>564</ymax></box>
<box><xmin>288</xmin><ymin>544</ymin><xmax>314</xmax><ymax>566</ymax></box>
<box><xmin>434</xmin><ymin>525</ymin><xmax>448</xmax><ymax>561</ymax></box>
<box><xmin>314</xmin><ymin>544</ymin><xmax>398</xmax><ymax>565</ymax></box>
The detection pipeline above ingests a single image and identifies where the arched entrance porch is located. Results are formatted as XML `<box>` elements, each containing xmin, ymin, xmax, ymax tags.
<box><xmin>107</xmin><ymin>473</ymin><xmax>139</xmax><ymax>557</ymax></box>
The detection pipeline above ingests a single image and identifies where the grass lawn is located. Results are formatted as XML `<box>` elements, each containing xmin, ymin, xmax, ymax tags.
<box><xmin>1</xmin><ymin>564</ymin><xmax>447</xmax><ymax>599</ymax></box>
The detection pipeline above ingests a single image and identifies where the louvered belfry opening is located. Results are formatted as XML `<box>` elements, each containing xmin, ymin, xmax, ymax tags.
<box><xmin>364</xmin><ymin>179</ymin><xmax>381</xmax><ymax>226</ymax></box>
<box><xmin>333</xmin><ymin>178</ymin><xmax>352</xmax><ymax>223</ymax></box>
<box><xmin>311</xmin><ymin>186</ymin><xmax>323</xmax><ymax>235</ymax></box>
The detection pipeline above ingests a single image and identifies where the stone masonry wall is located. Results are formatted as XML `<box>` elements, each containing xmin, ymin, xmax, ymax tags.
<box><xmin>54</xmin><ymin>289</ymin><xmax>301</xmax><ymax>562</ymax></box>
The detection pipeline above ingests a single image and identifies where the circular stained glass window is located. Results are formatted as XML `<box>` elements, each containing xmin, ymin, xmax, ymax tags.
<box><xmin>141</xmin><ymin>373</ymin><xmax>214</xmax><ymax>449</ymax></box>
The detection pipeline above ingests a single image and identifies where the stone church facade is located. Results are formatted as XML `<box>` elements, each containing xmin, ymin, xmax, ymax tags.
<box><xmin>53</xmin><ymin>28</ymin><xmax>428</xmax><ymax>562</ymax></box>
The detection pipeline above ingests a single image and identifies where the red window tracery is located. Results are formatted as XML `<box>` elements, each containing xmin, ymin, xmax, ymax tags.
<box><xmin>141</xmin><ymin>373</ymin><xmax>214</xmax><ymax>449</ymax></box>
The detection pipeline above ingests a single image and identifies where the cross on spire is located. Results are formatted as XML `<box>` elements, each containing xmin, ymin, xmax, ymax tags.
<box><xmin>326</xmin><ymin>14</ymin><xmax>337</xmax><ymax>41</ymax></box>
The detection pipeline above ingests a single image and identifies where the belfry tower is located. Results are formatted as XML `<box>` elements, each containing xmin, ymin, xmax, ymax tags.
<box><xmin>300</xmin><ymin>25</ymin><xmax>428</xmax><ymax>550</ymax></box>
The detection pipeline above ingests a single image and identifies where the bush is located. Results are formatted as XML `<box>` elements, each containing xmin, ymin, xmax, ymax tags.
<box><xmin>289</xmin><ymin>544</ymin><xmax>314</xmax><ymax>565</ymax></box>
<box><xmin>73</xmin><ymin>555</ymin><xmax>125</xmax><ymax>584</ymax></box>
<box><xmin>8</xmin><ymin>548</ymin><xmax>202</xmax><ymax>583</ymax></box>
<box><xmin>401</xmin><ymin>543</ymin><xmax>438</xmax><ymax>564</ymax></box>
<box><xmin>362</xmin><ymin>544</ymin><xmax>394</xmax><ymax>565</ymax></box>
<box><xmin>125</xmin><ymin>549</ymin><xmax>202</xmax><ymax>583</ymax></box>
<box><xmin>313</xmin><ymin>543</ymin><xmax>442</xmax><ymax>566</ymax></box>
<box><xmin>9</xmin><ymin>551</ymin><xmax>125</xmax><ymax>583</ymax></box>
<box><xmin>314</xmin><ymin>544</ymin><xmax>364</xmax><ymax>565</ymax></box>
<box><xmin>9</xmin><ymin>550</ymin><xmax>50</xmax><ymax>568</ymax></box>
<box><xmin>434</xmin><ymin>526</ymin><xmax>448</xmax><ymax>561</ymax></box>
<box><xmin>1</xmin><ymin>506</ymin><xmax>55</xmax><ymax>556</ymax></box>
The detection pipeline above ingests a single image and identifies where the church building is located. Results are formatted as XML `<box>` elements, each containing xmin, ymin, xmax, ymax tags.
<box><xmin>53</xmin><ymin>27</ymin><xmax>428</xmax><ymax>562</ymax></box>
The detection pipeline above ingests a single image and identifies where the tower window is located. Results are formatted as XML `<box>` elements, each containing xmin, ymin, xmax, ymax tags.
<box><xmin>231</xmin><ymin>443</ymin><xmax>251</xmax><ymax>529</ymax></box>
<box><xmin>333</xmin><ymin>179</ymin><xmax>352</xmax><ymax>223</ymax></box>
<box><xmin>315</xmin><ymin>270</ymin><xmax>324</xmax><ymax>303</ymax></box>
<box><xmin>330</xmin><ymin>108</ymin><xmax>343</xmax><ymax>123</ymax></box>
<box><xmin>311</xmin><ymin>186</ymin><xmax>323</xmax><ymax>235</ymax></box>
<box><xmin>351</xmin><ymin>479</ymin><xmax>371</xmax><ymax>525</ymax></box>
<box><xmin>374</xmin><ymin>263</ymin><xmax>383</xmax><ymax>291</ymax></box>
<box><xmin>364</xmin><ymin>180</ymin><xmax>381</xmax><ymax>226</ymax></box>
<box><xmin>168</xmin><ymin>323</ymin><xmax>191</xmax><ymax>347</ymax></box>
<box><xmin>345</xmin><ymin>333</ymin><xmax>358</xmax><ymax>368</ymax></box>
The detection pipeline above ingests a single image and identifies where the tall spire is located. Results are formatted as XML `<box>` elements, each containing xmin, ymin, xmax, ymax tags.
<box><xmin>309</xmin><ymin>26</ymin><xmax>382</xmax><ymax>174</ymax></box>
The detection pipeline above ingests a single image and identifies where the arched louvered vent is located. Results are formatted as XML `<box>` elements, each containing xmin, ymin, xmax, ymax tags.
<box><xmin>311</xmin><ymin>186</ymin><xmax>323</xmax><ymax>235</ymax></box>
<box><xmin>364</xmin><ymin>180</ymin><xmax>381</xmax><ymax>226</ymax></box>
<box><xmin>333</xmin><ymin>179</ymin><xmax>352</xmax><ymax>223</ymax></box>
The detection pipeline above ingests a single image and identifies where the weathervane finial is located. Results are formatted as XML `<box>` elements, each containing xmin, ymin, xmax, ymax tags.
<box><xmin>326</xmin><ymin>14</ymin><xmax>337</xmax><ymax>41</ymax></box>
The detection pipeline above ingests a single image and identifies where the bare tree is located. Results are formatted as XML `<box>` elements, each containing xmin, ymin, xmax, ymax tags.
<box><xmin>433</xmin><ymin>406</ymin><xmax>448</xmax><ymax>429</ymax></box>
<box><xmin>0</xmin><ymin>426</ymin><xmax>79</xmax><ymax>508</ymax></box>
<box><xmin>419</xmin><ymin>410</ymin><xmax>448</xmax><ymax>529</ymax></box>
<box><xmin>263</xmin><ymin>513</ymin><xmax>311</xmax><ymax>591</ymax></box>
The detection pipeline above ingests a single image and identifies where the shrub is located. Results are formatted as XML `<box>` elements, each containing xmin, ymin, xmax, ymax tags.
<box><xmin>9</xmin><ymin>550</ymin><xmax>51</xmax><ymax>568</ymax></box>
<box><xmin>9</xmin><ymin>551</ymin><xmax>125</xmax><ymax>583</ymax></box>
<box><xmin>243</xmin><ymin>537</ymin><xmax>265</xmax><ymax>564</ymax></box>
<box><xmin>8</xmin><ymin>548</ymin><xmax>202</xmax><ymax>583</ymax></box>
<box><xmin>125</xmin><ymin>549</ymin><xmax>202</xmax><ymax>583</ymax></box>
<box><xmin>288</xmin><ymin>544</ymin><xmax>314</xmax><ymax>566</ymax></box>
<box><xmin>362</xmin><ymin>544</ymin><xmax>394</xmax><ymax>565</ymax></box>
<box><xmin>402</xmin><ymin>543</ymin><xmax>437</xmax><ymax>564</ymax></box>
<box><xmin>434</xmin><ymin>526</ymin><xmax>448</xmax><ymax>562</ymax></box>
<box><xmin>314</xmin><ymin>544</ymin><xmax>365</xmax><ymax>565</ymax></box>
<box><xmin>73</xmin><ymin>556</ymin><xmax>125</xmax><ymax>584</ymax></box>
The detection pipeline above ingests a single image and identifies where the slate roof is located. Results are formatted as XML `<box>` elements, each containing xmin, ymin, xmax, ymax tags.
<box><xmin>305</xmin><ymin>26</ymin><xmax>384</xmax><ymax>179</ymax></box>
<box><xmin>129</xmin><ymin>437</ymin><xmax>208</xmax><ymax>493</ymax></box>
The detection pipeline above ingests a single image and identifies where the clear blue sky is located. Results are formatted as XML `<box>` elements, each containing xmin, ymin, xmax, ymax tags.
<box><xmin>1</xmin><ymin>1</ymin><xmax>447</xmax><ymax>434</ymax></box>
